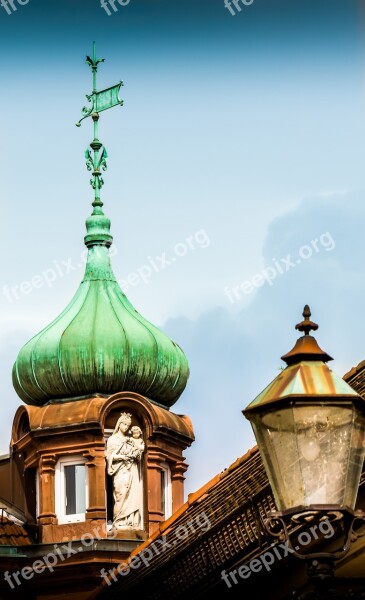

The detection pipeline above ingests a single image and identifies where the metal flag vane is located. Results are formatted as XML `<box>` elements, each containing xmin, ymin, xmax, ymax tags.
<box><xmin>76</xmin><ymin>42</ymin><xmax>123</xmax><ymax>212</ymax></box>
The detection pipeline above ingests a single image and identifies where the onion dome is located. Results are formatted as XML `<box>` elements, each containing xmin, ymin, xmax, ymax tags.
<box><xmin>12</xmin><ymin>44</ymin><xmax>189</xmax><ymax>409</ymax></box>
<box><xmin>12</xmin><ymin>232</ymin><xmax>189</xmax><ymax>408</ymax></box>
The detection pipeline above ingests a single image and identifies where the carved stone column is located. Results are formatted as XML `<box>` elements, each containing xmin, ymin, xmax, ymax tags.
<box><xmin>147</xmin><ymin>450</ymin><xmax>165</xmax><ymax>534</ymax></box>
<box><xmin>171</xmin><ymin>459</ymin><xmax>188</xmax><ymax>513</ymax></box>
<box><xmin>37</xmin><ymin>454</ymin><xmax>57</xmax><ymax>525</ymax></box>
<box><xmin>85</xmin><ymin>448</ymin><xmax>107</xmax><ymax>521</ymax></box>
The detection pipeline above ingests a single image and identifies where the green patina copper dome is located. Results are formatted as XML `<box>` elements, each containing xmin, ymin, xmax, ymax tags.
<box><xmin>12</xmin><ymin>213</ymin><xmax>189</xmax><ymax>408</ymax></box>
<box><xmin>12</xmin><ymin>44</ymin><xmax>189</xmax><ymax>409</ymax></box>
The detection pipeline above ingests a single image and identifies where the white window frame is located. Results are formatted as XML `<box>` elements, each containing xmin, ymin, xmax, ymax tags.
<box><xmin>160</xmin><ymin>462</ymin><xmax>172</xmax><ymax>519</ymax></box>
<box><xmin>55</xmin><ymin>456</ymin><xmax>88</xmax><ymax>524</ymax></box>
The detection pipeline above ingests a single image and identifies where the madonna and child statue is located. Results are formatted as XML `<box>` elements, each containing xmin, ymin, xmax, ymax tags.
<box><xmin>105</xmin><ymin>412</ymin><xmax>145</xmax><ymax>530</ymax></box>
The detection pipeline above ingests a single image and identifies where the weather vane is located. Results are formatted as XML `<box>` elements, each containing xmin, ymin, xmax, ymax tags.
<box><xmin>76</xmin><ymin>41</ymin><xmax>123</xmax><ymax>210</ymax></box>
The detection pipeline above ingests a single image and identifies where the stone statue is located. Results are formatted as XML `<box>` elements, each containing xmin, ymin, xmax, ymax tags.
<box><xmin>105</xmin><ymin>413</ymin><xmax>145</xmax><ymax>529</ymax></box>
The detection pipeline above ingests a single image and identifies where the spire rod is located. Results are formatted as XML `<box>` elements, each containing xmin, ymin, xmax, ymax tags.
<box><xmin>76</xmin><ymin>42</ymin><xmax>124</xmax><ymax>248</ymax></box>
<box><xmin>90</xmin><ymin>41</ymin><xmax>103</xmax><ymax>93</ymax></box>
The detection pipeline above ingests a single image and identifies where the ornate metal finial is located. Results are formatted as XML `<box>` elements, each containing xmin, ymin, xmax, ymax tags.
<box><xmin>76</xmin><ymin>42</ymin><xmax>124</xmax><ymax>247</ymax></box>
<box><xmin>86</xmin><ymin>41</ymin><xmax>105</xmax><ymax>93</ymax></box>
<box><xmin>295</xmin><ymin>305</ymin><xmax>319</xmax><ymax>336</ymax></box>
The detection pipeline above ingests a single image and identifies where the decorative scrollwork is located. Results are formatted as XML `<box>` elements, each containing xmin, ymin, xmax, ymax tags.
<box><xmin>90</xmin><ymin>176</ymin><xmax>105</xmax><ymax>190</ymax></box>
<box><xmin>85</xmin><ymin>149</ymin><xmax>94</xmax><ymax>171</ymax></box>
<box><xmin>98</xmin><ymin>147</ymin><xmax>108</xmax><ymax>171</ymax></box>
<box><xmin>76</xmin><ymin>94</ymin><xmax>95</xmax><ymax>127</ymax></box>
<box><xmin>76</xmin><ymin>43</ymin><xmax>121</xmax><ymax>209</ymax></box>
<box><xmin>82</xmin><ymin>105</ymin><xmax>93</xmax><ymax>117</ymax></box>
<box><xmin>264</xmin><ymin>508</ymin><xmax>365</xmax><ymax>563</ymax></box>
<box><xmin>85</xmin><ymin>145</ymin><xmax>108</xmax><ymax>186</ymax></box>
<box><xmin>86</xmin><ymin>55</ymin><xmax>105</xmax><ymax>70</ymax></box>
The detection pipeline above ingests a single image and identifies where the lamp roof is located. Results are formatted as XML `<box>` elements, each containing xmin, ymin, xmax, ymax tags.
<box><xmin>243</xmin><ymin>306</ymin><xmax>363</xmax><ymax>418</ymax></box>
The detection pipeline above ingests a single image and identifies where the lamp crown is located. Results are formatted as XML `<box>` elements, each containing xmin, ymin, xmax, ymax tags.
<box><xmin>295</xmin><ymin>305</ymin><xmax>318</xmax><ymax>336</ymax></box>
<box><xmin>280</xmin><ymin>305</ymin><xmax>333</xmax><ymax>365</ymax></box>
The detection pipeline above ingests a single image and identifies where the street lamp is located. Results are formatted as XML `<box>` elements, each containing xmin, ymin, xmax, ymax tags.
<box><xmin>243</xmin><ymin>306</ymin><xmax>365</xmax><ymax>598</ymax></box>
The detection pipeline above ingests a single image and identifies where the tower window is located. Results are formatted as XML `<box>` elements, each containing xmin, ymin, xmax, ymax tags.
<box><xmin>160</xmin><ymin>463</ymin><xmax>172</xmax><ymax>520</ymax></box>
<box><xmin>64</xmin><ymin>464</ymin><xmax>86</xmax><ymax>515</ymax></box>
<box><xmin>55</xmin><ymin>457</ymin><xmax>88</xmax><ymax>524</ymax></box>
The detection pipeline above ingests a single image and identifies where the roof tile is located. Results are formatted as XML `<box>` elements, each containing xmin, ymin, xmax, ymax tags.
<box><xmin>0</xmin><ymin>517</ymin><xmax>31</xmax><ymax>546</ymax></box>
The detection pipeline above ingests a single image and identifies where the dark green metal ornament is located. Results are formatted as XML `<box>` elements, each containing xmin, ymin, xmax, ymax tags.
<box><xmin>76</xmin><ymin>42</ymin><xmax>123</xmax><ymax>227</ymax></box>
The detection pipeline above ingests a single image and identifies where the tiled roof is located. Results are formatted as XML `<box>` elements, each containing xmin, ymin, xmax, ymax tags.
<box><xmin>0</xmin><ymin>516</ymin><xmax>31</xmax><ymax>546</ymax></box>
<box><xmin>343</xmin><ymin>359</ymin><xmax>365</xmax><ymax>398</ymax></box>
<box><xmin>97</xmin><ymin>446</ymin><xmax>278</xmax><ymax>599</ymax></box>
<box><xmin>97</xmin><ymin>437</ymin><xmax>365</xmax><ymax>600</ymax></box>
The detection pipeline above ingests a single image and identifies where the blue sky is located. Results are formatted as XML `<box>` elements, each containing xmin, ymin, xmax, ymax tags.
<box><xmin>1</xmin><ymin>0</ymin><xmax>365</xmax><ymax>496</ymax></box>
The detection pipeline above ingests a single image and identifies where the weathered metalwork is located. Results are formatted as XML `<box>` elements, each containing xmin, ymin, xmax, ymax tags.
<box><xmin>281</xmin><ymin>305</ymin><xmax>333</xmax><ymax>366</ymax></box>
<box><xmin>12</xmin><ymin>44</ymin><xmax>190</xmax><ymax>408</ymax></box>
<box><xmin>264</xmin><ymin>508</ymin><xmax>365</xmax><ymax>599</ymax></box>
<box><xmin>243</xmin><ymin>306</ymin><xmax>361</xmax><ymax>416</ymax></box>
<box><xmin>243</xmin><ymin>308</ymin><xmax>365</xmax><ymax>513</ymax></box>
<box><xmin>242</xmin><ymin>307</ymin><xmax>365</xmax><ymax>599</ymax></box>
<box><xmin>76</xmin><ymin>42</ymin><xmax>123</xmax><ymax>226</ymax></box>
<box><xmin>76</xmin><ymin>43</ymin><xmax>123</xmax><ymax>126</ymax></box>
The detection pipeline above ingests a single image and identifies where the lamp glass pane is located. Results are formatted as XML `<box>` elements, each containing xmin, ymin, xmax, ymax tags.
<box><xmin>251</xmin><ymin>404</ymin><xmax>365</xmax><ymax>511</ymax></box>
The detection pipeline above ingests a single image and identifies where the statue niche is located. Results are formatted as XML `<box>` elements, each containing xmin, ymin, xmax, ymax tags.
<box><xmin>105</xmin><ymin>412</ymin><xmax>145</xmax><ymax>530</ymax></box>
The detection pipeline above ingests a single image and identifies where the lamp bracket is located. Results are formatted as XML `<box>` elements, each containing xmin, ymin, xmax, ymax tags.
<box><xmin>264</xmin><ymin>507</ymin><xmax>365</xmax><ymax>561</ymax></box>
<box><xmin>264</xmin><ymin>508</ymin><xmax>365</xmax><ymax>599</ymax></box>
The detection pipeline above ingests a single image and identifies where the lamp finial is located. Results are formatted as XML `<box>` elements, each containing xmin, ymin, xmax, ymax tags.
<box><xmin>295</xmin><ymin>305</ymin><xmax>318</xmax><ymax>336</ymax></box>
